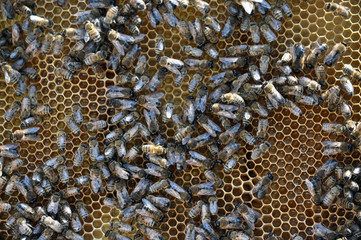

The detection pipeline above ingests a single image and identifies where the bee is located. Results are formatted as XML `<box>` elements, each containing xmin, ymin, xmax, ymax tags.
<box><xmin>139</xmin><ymin>224</ymin><xmax>164</xmax><ymax>240</ymax></box>
<box><xmin>337</xmin><ymin>75</ymin><xmax>354</xmax><ymax>97</ymax></box>
<box><xmin>52</xmin><ymin>33</ymin><xmax>64</xmax><ymax>56</ymax></box>
<box><xmin>54</xmin><ymin>67</ymin><xmax>74</xmax><ymax>80</ymax></box>
<box><xmin>220</xmin><ymin>93</ymin><xmax>245</xmax><ymax>108</ymax></box>
<box><xmin>29</xmin><ymin>15</ymin><xmax>52</xmax><ymax>28</ymax></box>
<box><xmin>64</xmin><ymin>116</ymin><xmax>80</xmax><ymax>136</ymax></box>
<box><xmin>249</xmin><ymin>22</ymin><xmax>260</xmax><ymax>43</ymax></box>
<box><xmin>322</xmin><ymin>141</ymin><xmax>353</xmax><ymax>155</ymax></box>
<box><xmin>58</xmin><ymin>165</ymin><xmax>70</xmax><ymax>184</ymax></box>
<box><xmin>256</xmin><ymin>119</ymin><xmax>269</xmax><ymax>141</ymax></box>
<box><xmin>222</xmin><ymin>16</ymin><xmax>237</xmax><ymax>39</ymax></box>
<box><xmin>74</xmin><ymin>201</ymin><xmax>89</xmax><ymax>220</ymax></box>
<box><xmin>106</xmin><ymin>86</ymin><xmax>133</xmax><ymax>99</ymax></box>
<box><xmin>260</xmin><ymin>22</ymin><xmax>276</xmax><ymax>43</ymax></box>
<box><xmin>105</xmin><ymin>129</ymin><xmax>122</xmax><ymax>146</ymax></box>
<box><xmin>175</xmin><ymin>21</ymin><xmax>192</xmax><ymax>41</ymax></box>
<box><xmin>154</xmin><ymin>34</ymin><xmax>165</xmax><ymax>55</ymax></box>
<box><xmin>130</xmin><ymin>0</ymin><xmax>146</xmax><ymax>10</ymax></box>
<box><xmin>142</xmin><ymin>144</ymin><xmax>167</xmax><ymax>155</ymax></box>
<box><xmin>313</xmin><ymin>224</ymin><xmax>339</xmax><ymax>239</ymax></box>
<box><xmin>182</xmin><ymin>45</ymin><xmax>203</xmax><ymax>58</ymax></box>
<box><xmin>147</xmin><ymin>67</ymin><xmax>168</xmax><ymax>92</ymax></box>
<box><xmin>320</xmin><ymin>85</ymin><xmax>341</xmax><ymax>104</ymax></box>
<box><xmin>343</xmin><ymin>64</ymin><xmax>361</xmax><ymax>81</ymax></box>
<box><xmin>69</xmin><ymin>213</ymin><xmax>82</xmax><ymax>233</ymax></box>
<box><xmin>227</xmin><ymin>230</ymin><xmax>253</xmax><ymax>240</ymax></box>
<box><xmin>234</xmin><ymin>202</ymin><xmax>262</xmax><ymax>230</ymax></box>
<box><xmin>165</xmin><ymin>180</ymin><xmax>190</xmax><ymax>202</ymax></box>
<box><xmin>226</xmin><ymin>45</ymin><xmax>248</xmax><ymax>56</ymax></box>
<box><xmin>218</xmin><ymin>140</ymin><xmax>241</xmax><ymax>163</ymax></box>
<box><xmin>188</xmin><ymin>200</ymin><xmax>204</xmax><ymax>218</ymax></box>
<box><xmin>84</xmin><ymin>50</ymin><xmax>106</xmax><ymax>66</ymax></box>
<box><xmin>314</xmin><ymin>64</ymin><xmax>327</xmax><ymax>86</ymax></box>
<box><xmin>263</xmin><ymin>81</ymin><xmax>285</xmax><ymax>108</ymax></box>
<box><xmin>325</xmin><ymin>2</ymin><xmax>350</xmax><ymax>19</ymax></box>
<box><xmin>122</xmin><ymin>44</ymin><xmax>141</xmax><ymax>69</ymax></box>
<box><xmin>59</xmin><ymin>199</ymin><xmax>72</xmax><ymax>219</ymax></box>
<box><xmin>20</xmin><ymin>97</ymin><xmax>31</xmax><ymax>120</ymax></box>
<box><xmin>110</xmin><ymin>221</ymin><xmax>133</xmax><ymax>233</ymax></box>
<box><xmin>184</xmin><ymin>58</ymin><xmax>212</xmax><ymax>70</ymax></box>
<box><xmin>5</xmin><ymin>101</ymin><xmax>21</xmax><ymax>122</ymax></box>
<box><xmin>222</xmin><ymin>154</ymin><xmax>238</xmax><ymax>174</ymax></box>
<box><xmin>251</xmin><ymin>172</ymin><xmax>274</xmax><ymax>200</ymax></box>
<box><xmin>201</xmin><ymin>26</ymin><xmax>217</xmax><ymax>44</ymax></box>
<box><xmin>103</xmin><ymin>6</ymin><xmax>118</xmax><ymax>24</ymax></box>
<box><xmin>145</xmin><ymin>162</ymin><xmax>170</xmax><ymax>178</ymax></box>
<box><xmin>0</xmin><ymin>201</ymin><xmax>11</xmax><ymax>212</ymax></box>
<box><xmin>1</xmin><ymin>63</ymin><xmax>22</xmax><ymax>84</ymax></box>
<box><xmin>305</xmin><ymin>41</ymin><xmax>328</xmax><ymax>68</ymax></box>
<box><xmin>84</xmin><ymin>21</ymin><xmax>101</xmax><ymax>43</ymax></box>
<box><xmin>16</xmin><ymin>217</ymin><xmax>32</xmax><ymax>236</ymax></box>
<box><xmin>298</xmin><ymin>76</ymin><xmax>321</xmax><ymax>92</ymax></box>
<box><xmin>218</xmin><ymin>123</ymin><xmax>240</xmax><ymax>145</ymax></box>
<box><xmin>143</xmin><ymin>108</ymin><xmax>159</xmax><ymax>135</ymax></box>
<box><xmin>62</xmin><ymin>186</ymin><xmax>80</xmax><ymax>198</ymax></box>
<box><xmin>85</xmin><ymin>119</ymin><xmax>107</xmax><ymax>132</ymax></box>
<box><xmin>5</xmin><ymin>212</ymin><xmax>20</xmax><ymax>230</ymax></box>
<box><xmin>135</xmin><ymin>55</ymin><xmax>147</xmax><ymax>77</ymax></box>
<box><xmin>336</xmin><ymin>197</ymin><xmax>354</xmax><ymax>210</ymax></box>
<box><xmin>248</xmin><ymin>44</ymin><xmax>272</xmax><ymax>57</ymax></box>
<box><xmin>324</xmin><ymin>42</ymin><xmax>347</xmax><ymax>67</ymax></box>
<box><xmin>277</xmin><ymin>0</ymin><xmax>292</xmax><ymax>17</ymax></box>
<box><xmin>160</xmin><ymin>101</ymin><xmax>175</xmax><ymax>124</ymax></box>
<box><xmin>322</xmin><ymin>185</ymin><xmax>342</xmax><ymax>206</ymax></box>
<box><xmin>11</xmin><ymin>126</ymin><xmax>41</xmax><ymax>142</ymax></box>
<box><xmin>145</xmin><ymin>195</ymin><xmax>170</xmax><ymax>211</ymax></box>
<box><xmin>149</xmin><ymin>179</ymin><xmax>170</xmax><ymax>194</ymax></box>
<box><xmin>202</xmin><ymin>43</ymin><xmax>218</xmax><ymax>59</ymax></box>
<box><xmin>40</xmin><ymin>215</ymin><xmax>63</xmax><ymax>233</ymax></box>
<box><xmin>197</xmin><ymin>115</ymin><xmax>221</xmax><ymax>137</ymax></box>
<box><xmin>43</xmin><ymin>165</ymin><xmax>58</xmax><ymax>184</ymax></box>
<box><xmin>219</xmin><ymin>57</ymin><xmax>248</xmax><ymax>70</ymax></box>
<box><xmin>283</xmin><ymin>99</ymin><xmax>302</xmax><ymax>117</ymax></box>
<box><xmin>55</xmin><ymin>130</ymin><xmax>67</xmax><ymax>152</ymax></box>
<box><xmin>322</xmin><ymin>122</ymin><xmax>348</xmax><ymax>134</ymax></box>
<box><xmin>239</xmin><ymin>129</ymin><xmax>256</xmax><ymax>146</ymax></box>
<box><xmin>69</xmin><ymin>104</ymin><xmax>83</xmax><ymax>126</ymax></box>
<box><xmin>258</xmin><ymin>53</ymin><xmax>271</xmax><ymax>74</ymax></box>
<box><xmin>47</xmin><ymin>192</ymin><xmax>61</xmax><ymax>216</ymax></box>
<box><xmin>140</xmin><ymin>198</ymin><xmax>165</xmax><ymax>221</ymax></box>
<box><xmin>339</xmin><ymin>100</ymin><xmax>352</xmax><ymax>119</ymax></box>
<box><xmin>204</xmin><ymin>170</ymin><xmax>223</xmax><ymax>188</ymax></box>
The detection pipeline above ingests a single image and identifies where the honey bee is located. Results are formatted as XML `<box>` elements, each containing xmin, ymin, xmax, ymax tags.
<box><xmin>227</xmin><ymin>230</ymin><xmax>253</xmax><ymax>240</ymax></box>
<box><xmin>84</xmin><ymin>21</ymin><xmax>101</xmax><ymax>43</ymax></box>
<box><xmin>255</xmin><ymin>119</ymin><xmax>268</xmax><ymax>141</ymax></box>
<box><xmin>248</xmin><ymin>63</ymin><xmax>261</xmax><ymax>83</ymax></box>
<box><xmin>16</xmin><ymin>217</ymin><xmax>32</xmax><ymax>236</ymax></box>
<box><xmin>249</xmin><ymin>22</ymin><xmax>260</xmax><ymax>43</ymax></box>
<box><xmin>202</xmin><ymin>43</ymin><xmax>218</xmax><ymax>59</ymax></box>
<box><xmin>190</xmin><ymin>182</ymin><xmax>216</xmax><ymax>197</ymax></box>
<box><xmin>204</xmin><ymin>170</ymin><xmax>223</xmax><ymax>188</ymax></box>
<box><xmin>222</xmin><ymin>16</ymin><xmax>237</xmax><ymax>39</ymax></box>
<box><xmin>122</xmin><ymin>44</ymin><xmax>141</xmax><ymax>69</ymax></box>
<box><xmin>105</xmin><ymin>129</ymin><xmax>123</xmax><ymax>146</ymax></box>
<box><xmin>85</xmin><ymin>119</ymin><xmax>107</xmax><ymax>132</ymax></box>
<box><xmin>338</xmin><ymin>75</ymin><xmax>354</xmax><ymax>96</ymax></box>
<box><xmin>325</xmin><ymin>2</ymin><xmax>350</xmax><ymax>19</ymax></box>
<box><xmin>42</xmin><ymin>165</ymin><xmax>58</xmax><ymax>184</ymax></box>
<box><xmin>54</xmin><ymin>67</ymin><xmax>74</xmax><ymax>80</ymax></box>
<box><xmin>252</xmin><ymin>172</ymin><xmax>274</xmax><ymax>200</ymax></box>
<box><xmin>0</xmin><ymin>201</ymin><xmax>11</xmax><ymax>212</ymax></box>
<box><xmin>62</xmin><ymin>186</ymin><xmax>80</xmax><ymax>198</ymax></box>
<box><xmin>160</xmin><ymin>101</ymin><xmax>175</xmax><ymax>124</ymax></box>
<box><xmin>315</xmin><ymin>64</ymin><xmax>327</xmax><ymax>85</ymax></box>
<box><xmin>135</xmin><ymin>55</ymin><xmax>147</xmax><ymax>77</ymax></box>
<box><xmin>209</xmin><ymin>70</ymin><xmax>237</xmax><ymax>88</ymax></box>
<box><xmin>74</xmin><ymin>201</ymin><xmax>89</xmax><ymax>220</ymax></box>
<box><xmin>52</xmin><ymin>33</ymin><xmax>64</xmax><ymax>57</ymax></box>
<box><xmin>149</xmin><ymin>179</ymin><xmax>169</xmax><ymax>194</ymax></box>
<box><xmin>197</xmin><ymin>115</ymin><xmax>221</xmax><ymax>138</ymax></box>
<box><xmin>324</xmin><ymin>42</ymin><xmax>347</xmax><ymax>67</ymax></box>
<box><xmin>142</xmin><ymin>144</ymin><xmax>167</xmax><ymax>155</ymax></box>
<box><xmin>55</xmin><ymin>130</ymin><xmax>67</xmax><ymax>152</ymax></box>
<box><xmin>47</xmin><ymin>192</ymin><xmax>61</xmax><ymax>216</ymax></box>
<box><xmin>154</xmin><ymin>34</ymin><xmax>165</xmax><ymax>55</ymax></box>
<box><xmin>165</xmin><ymin>180</ymin><xmax>190</xmax><ymax>202</ymax></box>
<box><xmin>176</xmin><ymin>20</ymin><xmax>192</xmax><ymax>40</ymax></box>
<box><xmin>110</xmin><ymin>220</ymin><xmax>133</xmax><ymax>233</ymax></box>
<box><xmin>226</xmin><ymin>44</ymin><xmax>249</xmax><ymax>56</ymax></box>
<box><xmin>143</xmin><ymin>108</ymin><xmax>159</xmax><ymax>135</ymax></box>
<box><xmin>322</xmin><ymin>122</ymin><xmax>348</xmax><ymax>134</ymax></box>
<box><xmin>109</xmin><ymin>160</ymin><xmax>131</xmax><ymax>180</ymax></box>
<box><xmin>218</xmin><ymin>123</ymin><xmax>240</xmax><ymax>145</ymax></box>
<box><xmin>239</xmin><ymin>129</ymin><xmax>256</xmax><ymax>145</ymax></box>
<box><xmin>234</xmin><ymin>202</ymin><xmax>262</xmax><ymax>230</ymax></box>
<box><xmin>322</xmin><ymin>141</ymin><xmax>353</xmax><ymax>155</ymax></box>
<box><xmin>11</xmin><ymin>127</ymin><xmax>41</xmax><ymax>142</ymax></box>
<box><xmin>322</xmin><ymin>185</ymin><xmax>342</xmax><ymax>206</ymax></box>
<box><xmin>320</xmin><ymin>85</ymin><xmax>341</xmax><ymax>104</ymax></box>
<box><xmin>102</xmin><ymin>6</ymin><xmax>118</xmax><ymax>25</ymax></box>
<box><xmin>65</xmin><ymin>116</ymin><xmax>80</xmax><ymax>135</ymax></box>
<box><xmin>182</xmin><ymin>45</ymin><xmax>203</xmax><ymax>58</ymax></box>
<box><xmin>89</xmin><ymin>137</ymin><xmax>105</xmax><ymax>163</ymax></box>
<box><xmin>343</xmin><ymin>64</ymin><xmax>361</xmax><ymax>81</ymax></box>
<box><xmin>339</xmin><ymin>100</ymin><xmax>352</xmax><ymax>119</ymax></box>
<box><xmin>259</xmin><ymin>54</ymin><xmax>270</xmax><ymax>74</ymax></box>
<box><xmin>263</xmin><ymin>81</ymin><xmax>285</xmax><ymax>109</ymax></box>
<box><xmin>259</xmin><ymin>22</ymin><xmax>276</xmax><ymax>43</ymax></box>
<box><xmin>84</xmin><ymin>50</ymin><xmax>106</xmax><ymax>66</ymax></box>
<box><xmin>20</xmin><ymin>97</ymin><xmax>31</xmax><ymax>120</ymax></box>
<box><xmin>305</xmin><ymin>41</ymin><xmax>328</xmax><ymax>68</ymax></box>
<box><xmin>1</xmin><ymin>62</ymin><xmax>22</xmax><ymax>84</ymax></box>
<box><xmin>219</xmin><ymin>57</ymin><xmax>248</xmax><ymax>70</ymax></box>
<box><xmin>129</xmin><ymin>0</ymin><xmax>146</xmax><ymax>10</ymax></box>
<box><xmin>220</xmin><ymin>93</ymin><xmax>245</xmax><ymax>108</ymax></box>
<box><xmin>58</xmin><ymin>164</ymin><xmax>70</xmax><ymax>184</ymax></box>
<box><xmin>314</xmin><ymin>224</ymin><xmax>339</xmax><ymax>240</ymax></box>
<box><xmin>284</xmin><ymin>99</ymin><xmax>302</xmax><ymax>117</ymax></box>
<box><xmin>184</xmin><ymin>58</ymin><xmax>213</xmax><ymax>70</ymax></box>
<box><xmin>218</xmin><ymin>140</ymin><xmax>241</xmax><ymax>163</ymax></box>
<box><xmin>29</xmin><ymin>15</ymin><xmax>52</xmax><ymax>28</ymax></box>
<box><xmin>298</xmin><ymin>76</ymin><xmax>321</xmax><ymax>92</ymax></box>
<box><xmin>5</xmin><ymin>101</ymin><xmax>21</xmax><ymax>122</ymax></box>
<box><xmin>146</xmin><ymin>195</ymin><xmax>170</xmax><ymax>211</ymax></box>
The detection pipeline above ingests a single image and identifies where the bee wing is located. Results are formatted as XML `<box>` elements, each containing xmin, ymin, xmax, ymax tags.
<box><xmin>23</xmin><ymin>175</ymin><xmax>33</xmax><ymax>189</ymax></box>
<box><xmin>181</xmin><ymin>135</ymin><xmax>191</xmax><ymax>145</ymax></box>
<box><xmin>29</xmin><ymin>15</ymin><xmax>45</xmax><ymax>22</ymax></box>
<box><xmin>145</xmin><ymin>92</ymin><xmax>164</xmax><ymax>101</ymax></box>
<box><xmin>242</xmin><ymin>213</ymin><xmax>256</xmax><ymax>230</ymax></box>
<box><xmin>23</xmin><ymin>127</ymin><xmax>40</xmax><ymax>134</ymax></box>
<box><xmin>4</xmin><ymin>71</ymin><xmax>11</xmax><ymax>84</ymax></box>
<box><xmin>199</xmin><ymin>122</ymin><xmax>217</xmax><ymax>137</ymax></box>
<box><xmin>186</xmin><ymin>158</ymin><xmax>203</xmax><ymax>167</ymax></box>
<box><xmin>189</xmin><ymin>151</ymin><xmax>207</xmax><ymax>161</ymax></box>
<box><xmin>194</xmin><ymin>133</ymin><xmax>211</xmax><ymax>141</ymax></box>
<box><xmin>208</xmin><ymin>119</ymin><xmax>222</xmax><ymax>132</ymax></box>
<box><xmin>169</xmin><ymin>180</ymin><xmax>187</xmax><ymax>194</ymax></box>
<box><xmin>164</xmin><ymin>188</ymin><xmax>183</xmax><ymax>200</ymax></box>
<box><xmin>320</xmin><ymin>159</ymin><xmax>337</xmax><ymax>174</ymax></box>
<box><xmin>241</xmin><ymin>0</ymin><xmax>255</xmax><ymax>14</ymax></box>
<box><xmin>199</xmin><ymin>181</ymin><xmax>215</xmax><ymax>189</ymax></box>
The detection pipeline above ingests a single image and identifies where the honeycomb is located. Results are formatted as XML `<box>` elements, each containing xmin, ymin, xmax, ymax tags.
<box><xmin>0</xmin><ymin>0</ymin><xmax>360</xmax><ymax>239</ymax></box>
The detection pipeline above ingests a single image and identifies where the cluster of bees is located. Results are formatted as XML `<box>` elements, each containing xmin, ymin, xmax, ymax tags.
<box><xmin>306</xmin><ymin>159</ymin><xmax>361</xmax><ymax>240</ymax></box>
<box><xmin>0</xmin><ymin>0</ymin><xmax>359</xmax><ymax>239</ymax></box>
